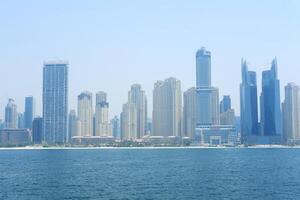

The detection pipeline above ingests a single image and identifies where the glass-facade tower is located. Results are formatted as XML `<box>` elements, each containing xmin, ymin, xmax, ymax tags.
<box><xmin>196</xmin><ymin>47</ymin><xmax>220</xmax><ymax>126</ymax></box>
<box><xmin>240</xmin><ymin>59</ymin><xmax>259</xmax><ymax>137</ymax></box>
<box><xmin>260</xmin><ymin>58</ymin><xmax>282</xmax><ymax>136</ymax></box>
<box><xmin>43</xmin><ymin>61</ymin><xmax>68</xmax><ymax>144</ymax></box>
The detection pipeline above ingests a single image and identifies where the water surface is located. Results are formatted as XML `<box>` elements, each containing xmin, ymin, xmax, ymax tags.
<box><xmin>0</xmin><ymin>148</ymin><xmax>300</xmax><ymax>200</ymax></box>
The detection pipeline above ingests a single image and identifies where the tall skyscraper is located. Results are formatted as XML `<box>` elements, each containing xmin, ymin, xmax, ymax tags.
<box><xmin>282</xmin><ymin>83</ymin><xmax>300</xmax><ymax>142</ymax></box>
<box><xmin>183</xmin><ymin>87</ymin><xmax>197</xmax><ymax>138</ymax></box>
<box><xmin>43</xmin><ymin>61</ymin><xmax>68</xmax><ymax>144</ymax></box>
<box><xmin>152</xmin><ymin>77</ymin><xmax>182</xmax><ymax>137</ymax></box>
<box><xmin>24</xmin><ymin>96</ymin><xmax>35</xmax><ymax>129</ymax></box>
<box><xmin>111</xmin><ymin>116</ymin><xmax>120</xmax><ymax>139</ymax></box>
<box><xmin>5</xmin><ymin>98</ymin><xmax>18</xmax><ymax>129</ymax></box>
<box><xmin>78</xmin><ymin>91</ymin><xmax>93</xmax><ymax>137</ymax></box>
<box><xmin>120</xmin><ymin>84</ymin><xmax>147</xmax><ymax>140</ymax></box>
<box><xmin>121</xmin><ymin>102</ymin><xmax>137</xmax><ymax>140</ymax></box>
<box><xmin>128</xmin><ymin>84</ymin><xmax>147</xmax><ymax>138</ymax></box>
<box><xmin>196</xmin><ymin>47</ymin><xmax>211</xmax><ymax>87</ymax></box>
<box><xmin>260</xmin><ymin>58</ymin><xmax>282</xmax><ymax>136</ymax></box>
<box><xmin>32</xmin><ymin>117</ymin><xmax>43</xmax><ymax>144</ymax></box>
<box><xmin>95</xmin><ymin>91</ymin><xmax>112</xmax><ymax>137</ymax></box>
<box><xmin>196</xmin><ymin>47</ymin><xmax>220</xmax><ymax>126</ymax></box>
<box><xmin>240</xmin><ymin>59</ymin><xmax>259</xmax><ymax>137</ymax></box>
<box><xmin>220</xmin><ymin>95</ymin><xmax>231</xmax><ymax>114</ymax></box>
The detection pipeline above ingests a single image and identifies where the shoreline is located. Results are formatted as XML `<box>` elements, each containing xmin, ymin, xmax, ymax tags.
<box><xmin>1</xmin><ymin>145</ymin><xmax>300</xmax><ymax>150</ymax></box>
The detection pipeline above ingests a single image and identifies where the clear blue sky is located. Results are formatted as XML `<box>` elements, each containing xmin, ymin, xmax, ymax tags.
<box><xmin>0</xmin><ymin>0</ymin><xmax>299</xmax><ymax>118</ymax></box>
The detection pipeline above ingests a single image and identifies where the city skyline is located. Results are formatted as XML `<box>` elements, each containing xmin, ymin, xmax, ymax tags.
<box><xmin>0</xmin><ymin>0</ymin><xmax>299</xmax><ymax>118</ymax></box>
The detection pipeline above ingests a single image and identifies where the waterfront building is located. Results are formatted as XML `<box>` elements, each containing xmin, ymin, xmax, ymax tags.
<box><xmin>183</xmin><ymin>87</ymin><xmax>197</xmax><ymax>138</ymax></box>
<box><xmin>0</xmin><ymin>129</ymin><xmax>32</xmax><ymax>146</ymax></box>
<box><xmin>195</xmin><ymin>125</ymin><xmax>238</xmax><ymax>146</ymax></box>
<box><xmin>196</xmin><ymin>48</ymin><xmax>220</xmax><ymax>126</ymax></box>
<box><xmin>78</xmin><ymin>91</ymin><xmax>93</xmax><ymax>137</ymax></box>
<box><xmin>260</xmin><ymin>58</ymin><xmax>282</xmax><ymax>136</ymax></box>
<box><xmin>5</xmin><ymin>98</ymin><xmax>18</xmax><ymax>129</ymax></box>
<box><xmin>240</xmin><ymin>59</ymin><xmax>259</xmax><ymax>137</ymax></box>
<box><xmin>152</xmin><ymin>77</ymin><xmax>182</xmax><ymax>137</ymax></box>
<box><xmin>121</xmin><ymin>102</ymin><xmax>137</xmax><ymax>140</ymax></box>
<box><xmin>32</xmin><ymin>117</ymin><xmax>43</xmax><ymax>144</ymax></box>
<box><xmin>43</xmin><ymin>61</ymin><xmax>68</xmax><ymax>144</ymax></box>
<box><xmin>282</xmin><ymin>83</ymin><xmax>300</xmax><ymax>143</ymax></box>
<box><xmin>111</xmin><ymin>116</ymin><xmax>120</xmax><ymax>139</ymax></box>
<box><xmin>95</xmin><ymin>91</ymin><xmax>112</xmax><ymax>137</ymax></box>
<box><xmin>24</xmin><ymin>96</ymin><xmax>35</xmax><ymax>129</ymax></box>
<box><xmin>128</xmin><ymin>84</ymin><xmax>147</xmax><ymax>138</ymax></box>
<box><xmin>68</xmin><ymin>110</ymin><xmax>81</xmax><ymax>141</ymax></box>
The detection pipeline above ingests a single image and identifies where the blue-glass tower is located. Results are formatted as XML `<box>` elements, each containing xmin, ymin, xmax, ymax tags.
<box><xmin>24</xmin><ymin>96</ymin><xmax>35</xmax><ymax>129</ymax></box>
<box><xmin>240</xmin><ymin>59</ymin><xmax>259</xmax><ymax>137</ymax></box>
<box><xmin>260</xmin><ymin>58</ymin><xmax>282</xmax><ymax>136</ymax></box>
<box><xmin>43</xmin><ymin>61</ymin><xmax>68</xmax><ymax>144</ymax></box>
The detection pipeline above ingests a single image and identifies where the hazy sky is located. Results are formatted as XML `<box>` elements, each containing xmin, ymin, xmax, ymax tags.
<box><xmin>0</xmin><ymin>0</ymin><xmax>299</xmax><ymax>119</ymax></box>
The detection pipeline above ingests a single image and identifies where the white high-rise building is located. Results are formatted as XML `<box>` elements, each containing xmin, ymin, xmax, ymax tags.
<box><xmin>78</xmin><ymin>91</ymin><xmax>93</xmax><ymax>137</ymax></box>
<box><xmin>128</xmin><ymin>84</ymin><xmax>147</xmax><ymax>138</ymax></box>
<box><xmin>120</xmin><ymin>84</ymin><xmax>147</xmax><ymax>140</ymax></box>
<box><xmin>5</xmin><ymin>98</ymin><xmax>18</xmax><ymax>129</ymax></box>
<box><xmin>95</xmin><ymin>91</ymin><xmax>112</xmax><ymax>137</ymax></box>
<box><xmin>183</xmin><ymin>87</ymin><xmax>197</xmax><ymax>138</ymax></box>
<box><xmin>152</xmin><ymin>77</ymin><xmax>182</xmax><ymax>137</ymax></box>
<box><xmin>283</xmin><ymin>83</ymin><xmax>300</xmax><ymax>142</ymax></box>
<box><xmin>121</xmin><ymin>102</ymin><xmax>137</xmax><ymax>140</ymax></box>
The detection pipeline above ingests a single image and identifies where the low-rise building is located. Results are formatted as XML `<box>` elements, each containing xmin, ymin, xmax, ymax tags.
<box><xmin>0</xmin><ymin>129</ymin><xmax>32</xmax><ymax>146</ymax></box>
<box><xmin>195</xmin><ymin>125</ymin><xmax>238</xmax><ymax>146</ymax></box>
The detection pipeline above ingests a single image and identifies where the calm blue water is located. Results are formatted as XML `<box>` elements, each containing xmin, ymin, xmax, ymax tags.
<box><xmin>1</xmin><ymin>148</ymin><xmax>300</xmax><ymax>200</ymax></box>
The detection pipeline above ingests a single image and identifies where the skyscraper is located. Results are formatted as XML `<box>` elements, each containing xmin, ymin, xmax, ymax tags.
<box><xmin>78</xmin><ymin>91</ymin><xmax>93</xmax><ymax>137</ymax></box>
<box><xmin>240</xmin><ymin>59</ymin><xmax>259</xmax><ymax>137</ymax></box>
<box><xmin>196</xmin><ymin>47</ymin><xmax>220</xmax><ymax>126</ymax></box>
<box><xmin>121</xmin><ymin>102</ymin><xmax>137</xmax><ymax>140</ymax></box>
<box><xmin>32</xmin><ymin>117</ymin><xmax>43</xmax><ymax>144</ymax></box>
<box><xmin>43</xmin><ymin>61</ymin><xmax>68</xmax><ymax>144</ymax></box>
<box><xmin>183</xmin><ymin>87</ymin><xmax>197</xmax><ymax>138</ymax></box>
<box><xmin>220</xmin><ymin>95</ymin><xmax>231</xmax><ymax>114</ymax></box>
<box><xmin>282</xmin><ymin>83</ymin><xmax>300</xmax><ymax>142</ymax></box>
<box><xmin>196</xmin><ymin>47</ymin><xmax>211</xmax><ymax>87</ymax></box>
<box><xmin>95</xmin><ymin>91</ymin><xmax>112</xmax><ymax>137</ymax></box>
<box><xmin>152</xmin><ymin>77</ymin><xmax>182</xmax><ymax>137</ymax></box>
<box><xmin>260</xmin><ymin>58</ymin><xmax>282</xmax><ymax>136</ymax></box>
<box><xmin>120</xmin><ymin>84</ymin><xmax>147</xmax><ymax>140</ymax></box>
<box><xmin>128</xmin><ymin>84</ymin><xmax>147</xmax><ymax>138</ymax></box>
<box><xmin>68</xmin><ymin>110</ymin><xmax>80</xmax><ymax>141</ymax></box>
<box><xmin>111</xmin><ymin>116</ymin><xmax>120</xmax><ymax>139</ymax></box>
<box><xmin>5</xmin><ymin>98</ymin><xmax>18</xmax><ymax>129</ymax></box>
<box><xmin>24</xmin><ymin>96</ymin><xmax>35</xmax><ymax>130</ymax></box>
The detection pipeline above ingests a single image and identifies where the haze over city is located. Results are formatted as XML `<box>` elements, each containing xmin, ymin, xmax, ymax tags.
<box><xmin>0</xmin><ymin>0</ymin><xmax>299</xmax><ymax>118</ymax></box>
